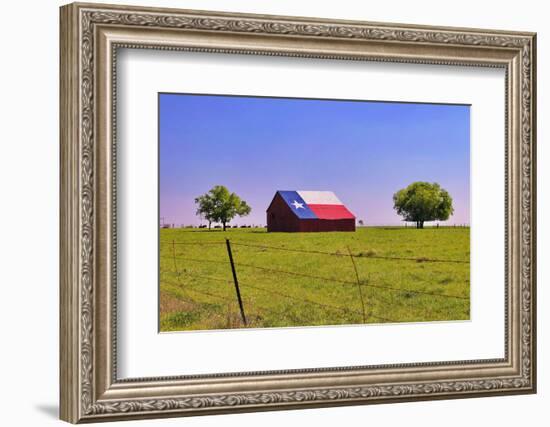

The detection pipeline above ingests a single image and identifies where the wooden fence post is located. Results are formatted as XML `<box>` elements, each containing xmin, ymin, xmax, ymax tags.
<box><xmin>225</xmin><ymin>239</ymin><xmax>247</xmax><ymax>326</ymax></box>
<box><xmin>347</xmin><ymin>246</ymin><xmax>367</xmax><ymax>323</ymax></box>
<box><xmin>172</xmin><ymin>240</ymin><xmax>180</xmax><ymax>276</ymax></box>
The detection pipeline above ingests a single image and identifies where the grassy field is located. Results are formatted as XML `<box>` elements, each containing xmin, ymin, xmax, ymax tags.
<box><xmin>159</xmin><ymin>227</ymin><xmax>470</xmax><ymax>332</ymax></box>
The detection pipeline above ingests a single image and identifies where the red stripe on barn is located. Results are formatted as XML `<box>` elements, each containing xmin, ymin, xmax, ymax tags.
<box><xmin>307</xmin><ymin>204</ymin><xmax>355</xmax><ymax>220</ymax></box>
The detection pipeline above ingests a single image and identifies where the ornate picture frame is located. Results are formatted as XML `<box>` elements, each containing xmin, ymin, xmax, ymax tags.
<box><xmin>60</xmin><ymin>2</ymin><xmax>536</xmax><ymax>423</ymax></box>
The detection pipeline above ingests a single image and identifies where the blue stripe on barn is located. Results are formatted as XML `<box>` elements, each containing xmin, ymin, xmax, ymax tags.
<box><xmin>277</xmin><ymin>191</ymin><xmax>318</xmax><ymax>219</ymax></box>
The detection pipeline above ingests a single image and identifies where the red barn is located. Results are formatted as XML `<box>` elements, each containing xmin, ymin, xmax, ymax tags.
<box><xmin>266</xmin><ymin>190</ymin><xmax>356</xmax><ymax>232</ymax></box>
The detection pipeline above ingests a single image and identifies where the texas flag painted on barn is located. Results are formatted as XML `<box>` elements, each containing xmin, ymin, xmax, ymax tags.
<box><xmin>277</xmin><ymin>190</ymin><xmax>355</xmax><ymax>220</ymax></box>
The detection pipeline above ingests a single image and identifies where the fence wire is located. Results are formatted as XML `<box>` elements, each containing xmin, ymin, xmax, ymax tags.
<box><xmin>159</xmin><ymin>237</ymin><xmax>469</xmax><ymax>328</ymax></box>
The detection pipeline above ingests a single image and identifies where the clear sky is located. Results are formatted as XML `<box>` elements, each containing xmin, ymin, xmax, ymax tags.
<box><xmin>159</xmin><ymin>93</ymin><xmax>470</xmax><ymax>226</ymax></box>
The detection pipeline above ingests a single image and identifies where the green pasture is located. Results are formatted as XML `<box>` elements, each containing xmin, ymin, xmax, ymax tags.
<box><xmin>159</xmin><ymin>227</ymin><xmax>470</xmax><ymax>332</ymax></box>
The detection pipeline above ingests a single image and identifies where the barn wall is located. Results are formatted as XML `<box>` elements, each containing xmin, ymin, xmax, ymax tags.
<box><xmin>298</xmin><ymin>219</ymin><xmax>355</xmax><ymax>232</ymax></box>
<box><xmin>267</xmin><ymin>194</ymin><xmax>300</xmax><ymax>232</ymax></box>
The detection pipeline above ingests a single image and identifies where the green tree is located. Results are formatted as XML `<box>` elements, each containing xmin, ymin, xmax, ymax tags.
<box><xmin>194</xmin><ymin>193</ymin><xmax>216</xmax><ymax>229</ymax></box>
<box><xmin>194</xmin><ymin>185</ymin><xmax>251</xmax><ymax>231</ymax></box>
<box><xmin>393</xmin><ymin>182</ymin><xmax>454</xmax><ymax>229</ymax></box>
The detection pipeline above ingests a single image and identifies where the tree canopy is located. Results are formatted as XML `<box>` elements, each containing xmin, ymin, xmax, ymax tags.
<box><xmin>393</xmin><ymin>182</ymin><xmax>454</xmax><ymax>229</ymax></box>
<box><xmin>194</xmin><ymin>185</ymin><xmax>251</xmax><ymax>230</ymax></box>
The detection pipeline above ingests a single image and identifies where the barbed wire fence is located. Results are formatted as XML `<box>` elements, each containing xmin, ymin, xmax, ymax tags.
<box><xmin>159</xmin><ymin>238</ymin><xmax>470</xmax><ymax>328</ymax></box>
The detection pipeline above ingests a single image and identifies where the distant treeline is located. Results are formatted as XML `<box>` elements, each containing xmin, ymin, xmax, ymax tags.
<box><xmin>161</xmin><ymin>223</ymin><xmax>469</xmax><ymax>229</ymax></box>
<box><xmin>161</xmin><ymin>224</ymin><xmax>266</xmax><ymax>229</ymax></box>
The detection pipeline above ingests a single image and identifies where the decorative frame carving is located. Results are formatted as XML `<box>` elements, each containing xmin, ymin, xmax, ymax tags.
<box><xmin>60</xmin><ymin>2</ymin><xmax>536</xmax><ymax>423</ymax></box>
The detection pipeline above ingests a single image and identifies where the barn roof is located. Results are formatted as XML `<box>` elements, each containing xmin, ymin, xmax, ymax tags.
<box><xmin>269</xmin><ymin>190</ymin><xmax>356</xmax><ymax>220</ymax></box>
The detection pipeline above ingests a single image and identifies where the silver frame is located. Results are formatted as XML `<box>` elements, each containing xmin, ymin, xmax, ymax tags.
<box><xmin>60</xmin><ymin>2</ymin><xmax>536</xmax><ymax>423</ymax></box>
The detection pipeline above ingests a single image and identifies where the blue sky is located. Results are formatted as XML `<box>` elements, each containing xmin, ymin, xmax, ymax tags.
<box><xmin>159</xmin><ymin>93</ymin><xmax>470</xmax><ymax>226</ymax></box>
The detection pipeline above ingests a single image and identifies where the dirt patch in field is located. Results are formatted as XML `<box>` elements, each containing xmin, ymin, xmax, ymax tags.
<box><xmin>160</xmin><ymin>290</ymin><xmax>196</xmax><ymax>314</ymax></box>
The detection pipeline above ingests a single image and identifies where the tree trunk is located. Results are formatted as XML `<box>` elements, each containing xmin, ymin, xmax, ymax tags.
<box><xmin>222</xmin><ymin>222</ymin><xmax>226</xmax><ymax>231</ymax></box>
<box><xmin>416</xmin><ymin>221</ymin><xmax>424</xmax><ymax>229</ymax></box>
<box><xmin>208</xmin><ymin>220</ymin><xmax>211</xmax><ymax>229</ymax></box>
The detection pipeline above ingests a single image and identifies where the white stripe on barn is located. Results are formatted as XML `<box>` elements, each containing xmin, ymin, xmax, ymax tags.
<box><xmin>297</xmin><ymin>190</ymin><xmax>343</xmax><ymax>205</ymax></box>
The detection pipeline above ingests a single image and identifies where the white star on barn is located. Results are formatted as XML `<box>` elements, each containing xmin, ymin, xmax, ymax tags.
<box><xmin>292</xmin><ymin>200</ymin><xmax>304</xmax><ymax>209</ymax></box>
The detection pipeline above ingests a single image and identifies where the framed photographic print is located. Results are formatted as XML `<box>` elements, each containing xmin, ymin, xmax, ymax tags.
<box><xmin>60</xmin><ymin>2</ymin><xmax>537</xmax><ymax>423</ymax></box>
